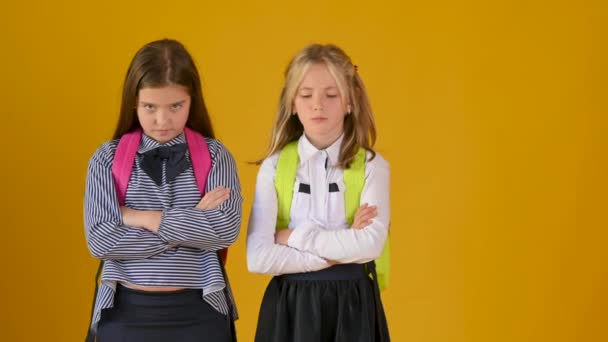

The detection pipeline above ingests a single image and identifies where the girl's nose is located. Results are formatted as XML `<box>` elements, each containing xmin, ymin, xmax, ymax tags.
<box><xmin>155</xmin><ymin>110</ymin><xmax>170</xmax><ymax>125</ymax></box>
<box><xmin>313</xmin><ymin>98</ymin><xmax>323</xmax><ymax>111</ymax></box>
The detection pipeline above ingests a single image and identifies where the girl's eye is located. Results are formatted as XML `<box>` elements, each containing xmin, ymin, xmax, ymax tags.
<box><xmin>171</xmin><ymin>103</ymin><xmax>183</xmax><ymax>111</ymax></box>
<box><xmin>326</xmin><ymin>94</ymin><xmax>338</xmax><ymax>98</ymax></box>
<box><xmin>143</xmin><ymin>104</ymin><xmax>156</xmax><ymax>111</ymax></box>
<box><xmin>299</xmin><ymin>94</ymin><xmax>312</xmax><ymax>98</ymax></box>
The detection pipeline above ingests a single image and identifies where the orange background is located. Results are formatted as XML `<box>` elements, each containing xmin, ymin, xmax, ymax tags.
<box><xmin>1</xmin><ymin>0</ymin><xmax>606</xmax><ymax>341</ymax></box>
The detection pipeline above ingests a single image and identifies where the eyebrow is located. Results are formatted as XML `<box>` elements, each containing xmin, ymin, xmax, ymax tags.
<box><xmin>139</xmin><ymin>99</ymin><xmax>188</xmax><ymax>105</ymax></box>
<box><xmin>299</xmin><ymin>86</ymin><xmax>338</xmax><ymax>91</ymax></box>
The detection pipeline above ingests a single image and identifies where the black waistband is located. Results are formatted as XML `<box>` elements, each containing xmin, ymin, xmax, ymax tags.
<box><xmin>280</xmin><ymin>263</ymin><xmax>368</xmax><ymax>281</ymax></box>
<box><xmin>114</xmin><ymin>284</ymin><xmax>202</xmax><ymax>307</ymax></box>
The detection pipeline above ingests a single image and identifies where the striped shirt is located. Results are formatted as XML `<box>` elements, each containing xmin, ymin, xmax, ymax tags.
<box><xmin>84</xmin><ymin>132</ymin><xmax>242</xmax><ymax>331</ymax></box>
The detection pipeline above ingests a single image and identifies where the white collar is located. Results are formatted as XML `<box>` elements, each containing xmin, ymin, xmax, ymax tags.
<box><xmin>298</xmin><ymin>133</ymin><xmax>344</xmax><ymax>167</ymax></box>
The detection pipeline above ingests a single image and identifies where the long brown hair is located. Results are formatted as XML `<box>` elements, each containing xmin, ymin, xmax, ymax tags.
<box><xmin>112</xmin><ymin>39</ymin><xmax>214</xmax><ymax>139</ymax></box>
<box><xmin>259</xmin><ymin>44</ymin><xmax>376</xmax><ymax>168</ymax></box>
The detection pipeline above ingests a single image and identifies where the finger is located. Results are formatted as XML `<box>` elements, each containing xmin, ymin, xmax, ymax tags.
<box><xmin>274</xmin><ymin>230</ymin><xmax>286</xmax><ymax>244</ymax></box>
<box><xmin>213</xmin><ymin>190</ymin><xmax>231</xmax><ymax>203</ymax></box>
<box><xmin>201</xmin><ymin>188</ymin><xmax>229</xmax><ymax>205</ymax></box>
<box><xmin>352</xmin><ymin>220</ymin><xmax>365</xmax><ymax>229</ymax></box>
<box><xmin>360</xmin><ymin>207</ymin><xmax>378</xmax><ymax>218</ymax></box>
<box><xmin>360</xmin><ymin>210</ymin><xmax>378</xmax><ymax>221</ymax></box>
<box><xmin>358</xmin><ymin>205</ymin><xmax>376</xmax><ymax>215</ymax></box>
<box><xmin>197</xmin><ymin>193</ymin><xmax>220</xmax><ymax>209</ymax></box>
<box><xmin>357</xmin><ymin>216</ymin><xmax>373</xmax><ymax>226</ymax></box>
<box><xmin>354</xmin><ymin>205</ymin><xmax>371</xmax><ymax>217</ymax></box>
<box><xmin>354</xmin><ymin>208</ymin><xmax>375</xmax><ymax>222</ymax></box>
<box><xmin>199</xmin><ymin>188</ymin><xmax>223</xmax><ymax>203</ymax></box>
<box><xmin>205</xmin><ymin>193</ymin><xmax>230</xmax><ymax>209</ymax></box>
<box><xmin>353</xmin><ymin>220</ymin><xmax>372</xmax><ymax>229</ymax></box>
<box><xmin>355</xmin><ymin>203</ymin><xmax>369</xmax><ymax>215</ymax></box>
<box><xmin>205</xmin><ymin>188</ymin><xmax>228</xmax><ymax>201</ymax></box>
<box><xmin>199</xmin><ymin>196</ymin><xmax>228</xmax><ymax>210</ymax></box>
<box><xmin>353</xmin><ymin>211</ymin><xmax>377</xmax><ymax>228</ymax></box>
<box><xmin>202</xmin><ymin>186</ymin><xmax>227</xmax><ymax>198</ymax></box>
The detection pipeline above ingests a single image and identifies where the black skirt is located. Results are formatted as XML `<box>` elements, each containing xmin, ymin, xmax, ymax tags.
<box><xmin>255</xmin><ymin>263</ymin><xmax>390</xmax><ymax>342</ymax></box>
<box><xmin>96</xmin><ymin>285</ymin><xmax>233</xmax><ymax>342</ymax></box>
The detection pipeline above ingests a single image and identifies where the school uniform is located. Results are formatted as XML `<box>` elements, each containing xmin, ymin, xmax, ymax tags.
<box><xmin>247</xmin><ymin>134</ymin><xmax>391</xmax><ymax>342</ymax></box>
<box><xmin>84</xmin><ymin>132</ymin><xmax>241</xmax><ymax>341</ymax></box>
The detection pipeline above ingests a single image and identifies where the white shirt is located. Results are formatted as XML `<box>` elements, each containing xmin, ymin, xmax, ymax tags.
<box><xmin>247</xmin><ymin>134</ymin><xmax>390</xmax><ymax>275</ymax></box>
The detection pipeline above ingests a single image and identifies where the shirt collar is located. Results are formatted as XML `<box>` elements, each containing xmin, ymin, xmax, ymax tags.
<box><xmin>138</xmin><ymin>132</ymin><xmax>187</xmax><ymax>154</ymax></box>
<box><xmin>298</xmin><ymin>133</ymin><xmax>344</xmax><ymax>167</ymax></box>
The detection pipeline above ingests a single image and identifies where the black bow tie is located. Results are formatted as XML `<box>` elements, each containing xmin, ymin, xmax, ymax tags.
<box><xmin>140</xmin><ymin>144</ymin><xmax>189</xmax><ymax>186</ymax></box>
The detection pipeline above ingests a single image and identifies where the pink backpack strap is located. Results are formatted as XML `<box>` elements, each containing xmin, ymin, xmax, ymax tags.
<box><xmin>112</xmin><ymin>129</ymin><xmax>142</xmax><ymax>206</ymax></box>
<box><xmin>184</xmin><ymin>127</ymin><xmax>212</xmax><ymax>194</ymax></box>
<box><xmin>184</xmin><ymin>128</ymin><xmax>229</xmax><ymax>264</ymax></box>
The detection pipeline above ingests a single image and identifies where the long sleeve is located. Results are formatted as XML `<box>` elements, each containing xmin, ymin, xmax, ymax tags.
<box><xmin>85</xmin><ymin>135</ymin><xmax>238</xmax><ymax>328</ymax></box>
<box><xmin>84</xmin><ymin>143</ymin><xmax>169</xmax><ymax>260</ymax></box>
<box><xmin>157</xmin><ymin>141</ymin><xmax>242</xmax><ymax>250</ymax></box>
<box><xmin>247</xmin><ymin>156</ymin><xmax>331</xmax><ymax>275</ymax></box>
<box><xmin>287</xmin><ymin>154</ymin><xmax>390</xmax><ymax>263</ymax></box>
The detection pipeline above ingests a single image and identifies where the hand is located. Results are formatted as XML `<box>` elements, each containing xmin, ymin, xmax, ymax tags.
<box><xmin>274</xmin><ymin>228</ymin><xmax>293</xmax><ymax>245</ymax></box>
<box><xmin>120</xmin><ymin>206</ymin><xmax>162</xmax><ymax>233</ymax></box>
<box><xmin>120</xmin><ymin>206</ymin><xmax>137</xmax><ymax>227</ymax></box>
<box><xmin>351</xmin><ymin>203</ymin><xmax>378</xmax><ymax>229</ymax></box>
<box><xmin>197</xmin><ymin>186</ymin><xmax>230</xmax><ymax>210</ymax></box>
<box><xmin>325</xmin><ymin>259</ymin><xmax>340</xmax><ymax>266</ymax></box>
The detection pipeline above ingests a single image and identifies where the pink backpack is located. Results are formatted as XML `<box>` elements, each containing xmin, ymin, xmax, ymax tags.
<box><xmin>86</xmin><ymin>128</ymin><xmax>230</xmax><ymax>342</ymax></box>
<box><xmin>112</xmin><ymin>127</ymin><xmax>228</xmax><ymax>264</ymax></box>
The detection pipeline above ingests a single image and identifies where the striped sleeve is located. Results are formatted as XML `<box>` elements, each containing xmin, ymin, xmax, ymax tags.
<box><xmin>157</xmin><ymin>139</ymin><xmax>242</xmax><ymax>250</ymax></box>
<box><xmin>84</xmin><ymin>142</ymin><xmax>169</xmax><ymax>260</ymax></box>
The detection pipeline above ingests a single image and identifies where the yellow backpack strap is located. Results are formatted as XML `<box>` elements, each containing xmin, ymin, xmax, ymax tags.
<box><xmin>275</xmin><ymin>143</ymin><xmax>390</xmax><ymax>291</ymax></box>
<box><xmin>343</xmin><ymin>149</ymin><xmax>367</xmax><ymax>225</ymax></box>
<box><xmin>344</xmin><ymin>149</ymin><xmax>391</xmax><ymax>291</ymax></box>
<box><xmin>375</xmin><ymin>236</ymin><xmax>391</xmax><ymax>291</ymax></box>
<box><xmin>274</xmin><ymin>141</ymin><xmax>299</xmax><ymax>230</ymax></box>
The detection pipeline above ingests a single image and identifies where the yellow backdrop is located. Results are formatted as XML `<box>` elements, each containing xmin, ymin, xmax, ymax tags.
<box><xmin>1</xmin><ymin>0</ymin><xmax>606</xmax><ymax>341</ymax></box>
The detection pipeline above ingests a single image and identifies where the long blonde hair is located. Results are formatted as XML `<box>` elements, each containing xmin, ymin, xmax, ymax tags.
<box><xmin>259</xmin><ymin>44</ymin><xmax>376</xmax><ymax>168</ymax></box>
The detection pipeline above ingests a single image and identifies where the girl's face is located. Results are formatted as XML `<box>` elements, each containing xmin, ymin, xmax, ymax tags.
<box><xmin>136</xmin><ymin>84</ymin><xmax>191</xmax><ymax>144</ymax></box>
<box><xmin>293</xmin><ymin>63</ymin><xmax>348</xmax><ymax>149</ymax></box>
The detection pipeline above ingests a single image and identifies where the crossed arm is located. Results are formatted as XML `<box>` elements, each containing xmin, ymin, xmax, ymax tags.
<box><xmin>84</xmin><ymin>142</ymin><xmax>241</xmax><ymax>261</ymax></box>
<box><xmin>246</xmin><ymin>155</ymin><xmax>389</xmax><ymax>275</ymax></box>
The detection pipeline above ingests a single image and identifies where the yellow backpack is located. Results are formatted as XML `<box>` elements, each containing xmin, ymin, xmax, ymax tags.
<box><xmin>274</xmin><ymin>141</ymin><xmax>390</xmax><ymax>290</ymax></box>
